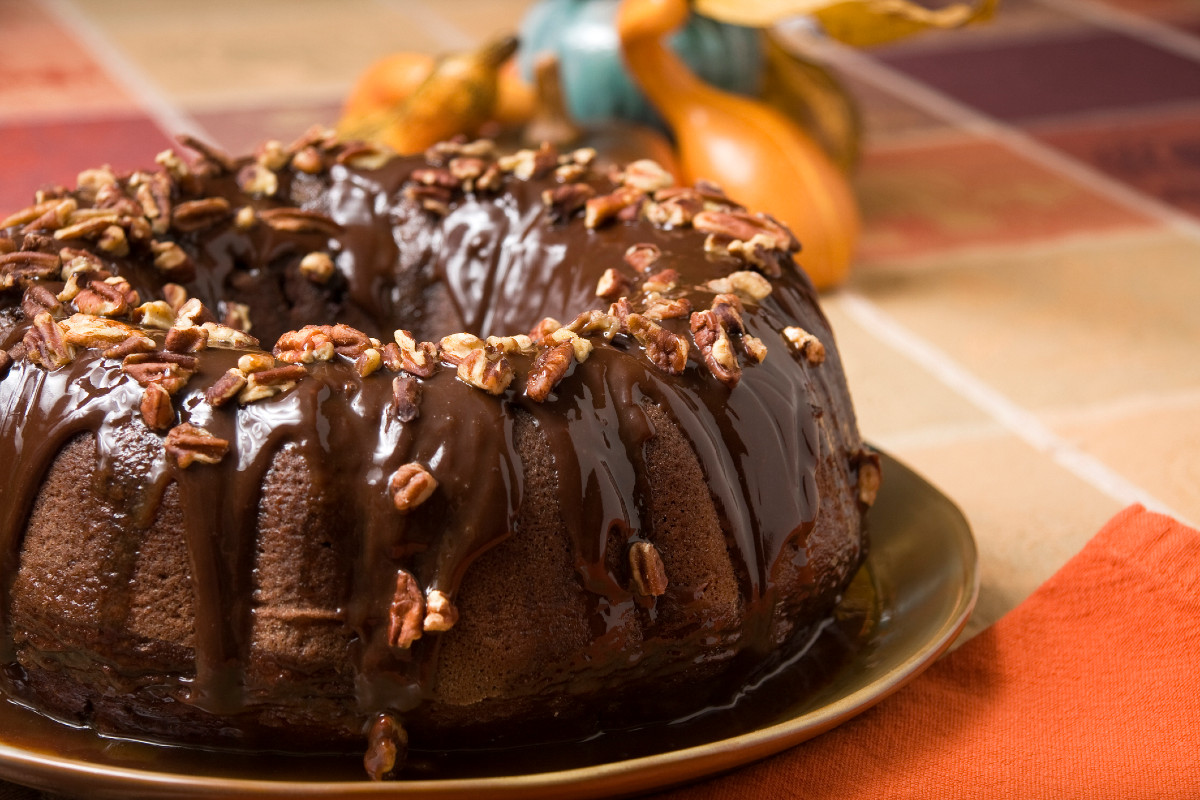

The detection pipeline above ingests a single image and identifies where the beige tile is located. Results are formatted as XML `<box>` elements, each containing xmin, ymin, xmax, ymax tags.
<box><xmin>74</xmin><ymin>0</ymin><xmax>445</xmax><ymax>107</ymax></box>
<box><xmin>823</xmin><ymin>295</ymin><xmax>991</xmax><ymax>443</ymax></box>
<box><xmin>1049</xmin><ymin>395</ymin><xmax>1200</xmax><ymax>527</ymax></box>
<box><xmin>850</xmin><ymin>229</ymin><xmax>1200</xmax><ymax>411</ymax></box>
<box><xmin>891</xmin><ymin>434</ymin><xmax>1124</xmax><ymax>640</ymax></box>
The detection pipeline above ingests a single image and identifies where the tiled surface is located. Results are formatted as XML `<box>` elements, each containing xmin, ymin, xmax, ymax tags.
<box><xmin>1</xmin><ymin>0</ymin><xmax>1200</xmax><ymax>791</ymax></box>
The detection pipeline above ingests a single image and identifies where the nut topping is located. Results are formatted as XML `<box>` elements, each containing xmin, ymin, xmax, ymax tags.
<box><xmin>164</xmin><ymin>423</ymin><xmax>229</xmax><ymax>468</ymax></box>
<box><xmin>258</xmin><ymin>207</ymin><xmax>345</xmax><ymax>237</ymax></box>
<box><xmin>164</xmin><ymin>324</ymin><xmax>210</xmax><ymax>354</ymax></box>
<box><xmin>364</xmin><ymin>713</ymin><xmax>408</xmax><ymax>782</ymax></box>
<box><xmin>61</xmin><ymin>313</ymin><xmax>141</xmax><ymax>348</ymax></box>
<box><xmin>594</xmin><ymin>267</ymin><xmax>632</xmax><ymax>300</ymax></box>
<box><xmin>387</xmin><ymin>570</ymin><xmax>425</xmax><ymax>649</ymax></box>
<box><xmin>393</xmin><ymin>330</ymin><xmax>439</xmax><ymax>378</ymax></box>
<box><xmin>392</xmin><ymin>375</ymin><xmax>421</xmax><ymax>422</ymax></box>
<box><xmin>629</xmin><ymin>541</ymin><xmax>668</xmax><ymax>597</ymax></box>
<box><xmin>140</xmin><ymin>382</ymin><xmax>174</xmax><ymax>431</ymax></box>
<box><xmin>437</xmin><ymin>332</ymin><xmax>484</xmax><ymax>366</ymax></box>
<box><xmin>691</xmin><ymin>309</ymin><xmax>740</xmax><ymax>387</ymax></box>
<box><xmin>855</xmin><ymin>451</ymin><xmax>882</xmax><ymax>507</ymax></box>
<box><xmin>782</xmin><ymin>326</ymin><xmax>825</xmax><ymax>365</ymax></box>
<box><xmin>585</xmin><ymin>186</ymin><xmax>643</xmax><ymax>229</ymax></box>
<box><xmin>390</xmin><ymin>462</ymin><xmax>438</xmax><ymax>513</ymax></box>
<box><xmin>73</xmin><ymin>279</ymin><xmax>129</xmax><ymax>317</ymax></box>
<box><xmin>299</xmin><ymin>251</ymin><xmax>335</xmax><ymax>284</ymax></box>
<box><xmin>23</xmin><ymin>313</ymin><xmax>75</xmax><ymax>368</ymax></box>
<box><xmin>457</xmin><ymin>348</ymin><xmax>514</xmax><ymax>395</ymax></box>
<box><xmin>172</xmin><ymin>197</ymin><xmax>232</xmax><ymax>233</ymax></box>
<box><xmin>621</xmin><ymin>159</ymin><xmax>674</xmax><ymax>193</ymax></box>
<box><xmin>423</xmin><ymin>590</ymin><xmax>458</xmax><ymax>632</ymax></box>
<box><xmin>525</xmin><ymin>340</ymin><xmax>574</xmax><ymax>402</ymax></box>
<box><xmin>705</xmin><ymin>270</ymin><xmax>772</xmax><ymax>301</ymax></box>
<box><xmin>627</xmin><ymin>314</ymin><xmax>688</xmax><ymax>375</ymax></box>
<box><xmin>205</xmin><ymin>368</ymin><xmax>248</xmax><ymax>407</ymax></box>
<box><xmin>623</xmin><ymin>243</ymin><xmax>661</xmax><ymax>273</ymax></box>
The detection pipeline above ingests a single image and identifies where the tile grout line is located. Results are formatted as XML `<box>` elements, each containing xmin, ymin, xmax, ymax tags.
<box><xmin>837</xmin><ymin>291</ymin><xmax>1194</xmax><ymax>527</ymax></box>
<box><xmin>37</xmin><ymin>0</ymin><xmax>212</xmax><ymax>143</ymax></box>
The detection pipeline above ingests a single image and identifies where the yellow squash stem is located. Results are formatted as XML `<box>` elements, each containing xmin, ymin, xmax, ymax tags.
<box><xmin>617</xmin><ymin>0</ymin><xmax>860</xmax><ymax>289</ymax></box>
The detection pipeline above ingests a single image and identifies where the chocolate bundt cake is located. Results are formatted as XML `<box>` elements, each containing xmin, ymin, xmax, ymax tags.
<box><xmin>0</xmin><ymin>129</ymin><xmax>879</xmax><ymax>779</ymax></box>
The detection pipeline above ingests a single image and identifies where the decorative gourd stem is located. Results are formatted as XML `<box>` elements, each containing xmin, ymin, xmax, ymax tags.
<box><xmin>523</xmin><ymin>55</ymin><xmax>585</xmax><ymax>148</ymax></box>
<box><xmin>617</xmin><ymin>0</ymin><xmax>860</xmax><ymax>288</ymax></box>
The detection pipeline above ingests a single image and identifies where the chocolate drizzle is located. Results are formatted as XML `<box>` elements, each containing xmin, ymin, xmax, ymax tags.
<box><xmin>0</xmin><ymin>136</ymin><xmax>868</xmax><ymax>766</ymax></box>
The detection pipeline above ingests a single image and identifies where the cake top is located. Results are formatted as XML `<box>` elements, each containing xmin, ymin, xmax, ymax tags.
<box><xmin>0</xmin><ymin>130</ymin><xmax>870</xmax><ymax>762</ymax></box>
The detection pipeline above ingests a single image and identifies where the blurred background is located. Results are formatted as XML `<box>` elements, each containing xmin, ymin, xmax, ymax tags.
<box><xmin>2</xmin><ymin>0</ymin><xmax>1199</xmax><ymax>638</ymax></box>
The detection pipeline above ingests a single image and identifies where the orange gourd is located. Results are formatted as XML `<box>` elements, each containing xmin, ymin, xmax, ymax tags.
<box><xmin>617</xmin><ymin>0</ymin><xmax>860</xmax><ymax>289</ymax></box>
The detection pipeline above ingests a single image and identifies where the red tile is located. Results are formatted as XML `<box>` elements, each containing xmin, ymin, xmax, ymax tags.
<box><xmin>877</xmin><ymin>28</ymin><xmax>1200</xmax><ymax>123</ymax></box>
<box><xmin>0</xmin><ymin>1</ymin><xmax>138</xmax><ymax>120</ymax></box>
<box><xmin>1032</xmin><ymin>108</ymin><xmax>1200</xmax><ymax>218</ymax></box>
<box><xmin>0</xmin><ymin>116</ymin><xmax>174</xmax><ymax>212</ymax></box>
<box><xmin>855</xmin><ymin>136</ymin><xmax>1153</xmax><ymax>261</ymax></box>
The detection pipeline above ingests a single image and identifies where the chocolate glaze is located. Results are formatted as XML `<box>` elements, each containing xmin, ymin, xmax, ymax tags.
<box><xmin>0</xmin><ymin>138</ymin><xmax>868</xmax><ymax>765</ymax></box>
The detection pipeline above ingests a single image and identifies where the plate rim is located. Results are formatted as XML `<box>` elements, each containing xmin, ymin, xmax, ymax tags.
<box><xmin>0</xmin><ymin>449</ymin><xmax>978</xmax><ymax>799</ymax></box>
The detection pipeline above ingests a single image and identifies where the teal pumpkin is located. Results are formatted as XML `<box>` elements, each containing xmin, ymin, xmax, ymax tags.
<box><xmin>518</xmin><ymin>0</ymin><xmax>763</xmax><ymax>129</ymax></box>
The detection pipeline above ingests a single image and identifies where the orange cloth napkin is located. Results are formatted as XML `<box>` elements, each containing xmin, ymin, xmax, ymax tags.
<box><xmin>658</xmin><ymin>505</ymin><xmax>1200</xmax><ymax>800</ymax></box>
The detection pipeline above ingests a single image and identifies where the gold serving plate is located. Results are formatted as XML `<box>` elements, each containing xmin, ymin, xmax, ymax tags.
<box><xmin>0</xmin><ymin>450</ymin><xmax>977</xmax><ymax>799</ymax></box>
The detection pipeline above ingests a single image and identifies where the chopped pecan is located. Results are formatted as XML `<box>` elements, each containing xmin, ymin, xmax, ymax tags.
<box><xmin>627</xmin><ymin>314</ymin><xmax>688</xmax><ymax>375</ymax></box>
<box><xmin>164</xmin><ymin>324</ymin><xmax>209</xmax><ymax>354</ymax></box>
<box><xmin>410</xmin><ymin>167</ymin><xmax>458</xmax><ymax>188</ymax></box>
<box><xmin>457</xmin><ymin>348</ymin><xmax>514</xmax><ymax>395</ymax></box>
<box><xmin>201</xmin><ymin>322</ymin><xmax>259</xmax><ymax>349</ymax></box>
<box><xmin>742</xmin><ymin>334</ymin><xmax>767</xmax><ymax>363</ymax></box>
<box><xmin>21</xmin><ymin>284</ymin><xmax>62</xmax><ymax>318</ymax></box>
<box><xmin>298</xmin><ymin>251</ymin><xmax>335</xmax><ymax>284</ymax></box>
<box><xmin>222</xmin><ymin>301</ymin><xmax>252</xmax><ymax>333</ymax></box>
<box><xmin>234</xmin><ymin>205</ymin><xmax>257</xmax><ymax>230</ymax></box>
<box><xmin>423</xmin><ymin>590</ymin><xmax>458</xmax><ymax>632</ymax></box>
<box><xmin>73</xmin><ymin>279</ymin><xmax>129</xmax><ymax>317</ymax></box>
<box><xmin>0</xmin><ymin>237</ymin><xmax>14</xmax><ymax>254</ymax></box>
<box><xmin>392</xmin><ymin>375</ymin><xmax>421</xmax><ymax>422</ymax></box>
<box><xmin>1</xmin><ymin>198</ymin><xmax>61</xmax><ymax>229</ymax></box>
<box><xmin>693</xmin><ymin>210</ymin><xmax>795</xmax><ymax>252</ymax></box>
<box><xmin>710</xmin><ymin>293</ymin><xmax>745</xmax><ymax>335</ymax></box>
<box><xmin>176</xmin><ymin>297</ymin><xmax>216</xmax><ymax>327</ymax></box>
<box><xmin>237</xmin><ymin>352</ymin><xmax>275</xmax><ymax>374</ymax></box>
<box><xmin>528</xmin><ymin>316</ymin><xmax>562</xmax><ymax>344</ymax></box>
<box><xmin>642</xmin><ymin>295</ymin><xmax>691</xmax><ymax>321</ymax></box>
<box><xmin>52</xmin><ymin>214</ymin><xmax>118</xmax><ymax>242</ymax></box>
<box><xmin>239</xmin><ymin>364</ymin><xmax>306</xmax><ymax>403</ymax></box>
<box><xmin>565</xmin><ymin>309</ymin><xmax>620</xmax><ymax>342</ymax></box>
<box><xmin>274</xmin><ymin>326</ymin><xmax>336</xmax><ymax>363</ymax></box>
<box><xmin>705</xmin><ymin>270</ymin><xmax>772</xmax><ymax>301</ymax></box>
<box><xmin>236</xmin><ymin>162</ymin><xmax>279</xmax><ymax>197</ymax></box>
<box><xmin>621</xmin><ymin>159</ymin><xmax>674</xmax><ymax>193</ymax></box>
<box><xmin>782</xmin><ymin>326</ymin><xmax>825</xmax><ymax>365</ymax></box>
<box><xmin>0</xmin><ymin>250</ymin><xmax>62</xmax><ymax>289</ymax></box>
<box><xmin>853</xmin><ymin>449</ymin><xmax>882</xmax><ymax>507</ymax></box>
<box><xmin>402</xmin><ymin>184</ymin><xmax>452</xmax><ymax>215</ymax></box>
<box><xmin>172</xmin><ymin>197</ymin><xmax>232</xmax><ymax>232</ymax></box>
<box><xmin>290</xmin><ymin>145</ymin><xmax>325</xmax><ymax>174</ymax></box>
<box><xmin>205</xmin><ymin>368</ymin><xmax>248</xmax><ymax>407</ymax></box>
<box><xmin>474</xmin><ymin>162</ymin><xmax>504</xmax><ymax>192</ymax></box>
<box><xmin>542</xmin><ymin>182</ymin><xmax>596</xmax><ymax>222</ymax></box>
<box><xmin>437</xmin><ymin>332</ymin><xmax>483</xmax><ymax>366</ymax></box>
<box><xmin>364</xmin><ymin>713</ymin><xmax>408</xmax><ymax>782</ymax></box>
<box><xmin>643</xmin><ymin>191</ymin><xmax>705</xmax><ymax>228</ymax></box>
<box><xmin>258</xmin><ymin>207</ymin><xmax>344</xmax><ymax>236</ymax></box>
<box><xmin>629</xmin><ymin>541</ymin><xmax>668</xmax><ymax>597</ymax></box>
<box><xmin>177</xmin><ymin>134</ymin><xmax>238</xmax><ymax>174</ymax></box>
<box><xmin>102</xmin><ymin>333</ymin><xmax>158</xmax><ymax>359</ymax></box>
<box><xmin>355</xmin><ymin>347</ymin><xmax>382</xmax><ymax>377</ymax></box>
<box><xmin>140</xmin><ymin>382</ymin><xmax>174</xmax><ymax>431</ymax></box>
<box><xmin>387</xmin><ymin>570</ymin><xmax>425</xmax><ymax>649</ymax></box>
<box><xmin>594</xmin><ymin>267</ymin><xmax>633</xmax><ymax>300</ymax></box>
<box><xmin>162</xmin><ymin>283</ymin><xmax>189</xmax><ymax>314</ymax></box>
<box><xmin>643</xmin><ymin>268</ymin><xmax>678</xmax><ymax>294</ymax></box>
<box><xmin>623</xmin><ymin>243</ymin><xmax>661</xmax><ymax>273</ymax></box>
<box><xmin>380</xmin><ymin>341</ymin><xmax>403</xmax><ymax>372</ymax></box>
<box><xmin>256</xmin><ymin>139</ymin><xmax>289</xmax><ymax>171</ymax></box>
<box><xmin>131</xmin><ymin>300</ymin><xmax>176</xmax><ymax>330</ymax></box>
<box><xmin>123</xmin><ymin>351</ymin><xmax>197</xmax><ymax>394</ymax></box>
<box><xmin>691</xmin><ymin>309</ymin><xmax>740</xmax><ymax>388</ymax></box>
<box><xmin>23</xmin><ymin>313</ymin><xmax>75</xmax><ymax>368</ymax></box>
<box><xmin>61</xmin><ymin>313</ymin><xmax>143</xmax><ymax>348</ymax></box>
<box><xmin>525</xmin><ymin>341</ymin><xmax>574</xmax><ymax>402</ymax></box>
<box><xmin>608</xmin><ymin>297</ymin><xmax>633</xmax><ymax>334</ymax></box>
<box><xmin>498</xmin><ymin>142</ymin><xmax>557</xmax><ymax>180</ymax></box>
<box><xmin>390</xmin><ymin>463</ymin><xmax>438</xmax><ymax>513</ymax></box>
<box><xmin>0</xmin><ymin>349</ymin><xmax>10</xmax><ymax>375</ymax></box>
<box><xmin>484</xmin><ymin>334</ymin><xmax>536</xmax><ymax>357</ymax></box>
<box><xmin>448</xmin><ymin>156</ymin><xmax>487</xmax><ymax>186</ymax></box>
<box><xmin>21</xmin><ymin>197</ymin><xmax>76</xmax><ymax>233</ymax></box>
<box><xmin>337</xmin><ymin>141</ymin><xmax>392</xmax><ymax>170</ymax></box>
<box><xmin>164</xmin><ymin>423</ymin><xmax>229</xmax><ymax>468</ymax></box>
<box><xmin>96</xmin><ymin>225</ymin><xmax>129</xmax><ymax>256</ymax></box>
<box><xmin>554</xmin><ymin>162</ymin><xmax>587</xmax><ymax>183</ymax></box>
<box><xmin>585</xmin><ymin>186</ymin><xmax>643</xmax><ymax>229</ymax></box>
<box><xmin>544</xmin><ymin>326</ymin><xmax>593</xmax><ymax>362</ymax></box>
